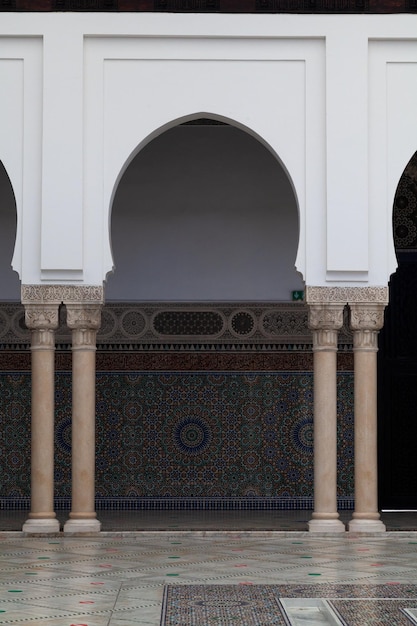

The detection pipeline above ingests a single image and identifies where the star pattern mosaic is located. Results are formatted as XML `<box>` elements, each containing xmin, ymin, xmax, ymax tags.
<box><xmin>0</xmin><ymin>371</ymin><xmax>354</xmax><ymax>504</ymax></box>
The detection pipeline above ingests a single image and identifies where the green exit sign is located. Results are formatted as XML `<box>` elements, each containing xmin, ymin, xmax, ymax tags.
<box><xmin>292</xmin><ymin>290</ymin><xmax>304</xmax><ymax>301</ymax></box>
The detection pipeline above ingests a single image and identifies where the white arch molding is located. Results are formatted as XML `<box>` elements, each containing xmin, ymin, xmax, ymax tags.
<box><xmin>106</xmin><ymin>114</ymin><xmax>304</xmax><ymax>302</ymax></box>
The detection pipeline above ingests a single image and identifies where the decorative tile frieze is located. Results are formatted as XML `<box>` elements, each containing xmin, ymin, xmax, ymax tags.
<box><xmin>0</xmin><ymin>302</ymin><xmax>354</xmax><ymax>350</ymax></box>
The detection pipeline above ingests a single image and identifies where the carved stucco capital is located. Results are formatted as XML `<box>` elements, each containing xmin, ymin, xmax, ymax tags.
<box><xmin>24</xmin><ymin>304</ymin><xmax>59</xmax><ymax>330</ymax></box>
<box><xmin>24</xmin><ymin>304</ymin><xmax>59</xmax><ymax>350</ymax></box>
<box><xmin>308</xmin><ymin>303</ymin><xmax>344</xmax><ymax>352</ymax></box>
<box><xmin>66</xmin><ymin>304</ymin><xmax>102</xmax><ymax>350</ymax></box>
<box><xmin>350</xmin><ymin>303</ymin><xmax>386</xmax><ymax>352</ymax></box>
<box><xmin>349</xmin><ymin>303</ymin><xmax>386</xmax><ymax>331</ymax></box>
<box><xmin>308</xmin><ymin>304</ymin><xmax>344</xmax><ymax>331</ymax></box>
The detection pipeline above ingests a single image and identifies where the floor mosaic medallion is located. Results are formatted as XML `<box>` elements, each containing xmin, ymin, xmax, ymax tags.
<box><xmin>161</xmin><ymin>584</ymin><xmax>417</xmax><ymax>625</ymax></box>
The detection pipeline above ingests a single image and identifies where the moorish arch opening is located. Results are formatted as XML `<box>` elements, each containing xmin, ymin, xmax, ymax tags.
<box><xmin>106</xmin><ymin>118</ymin><xmax>303</xmax><ymax>301</ymax></box>
<box><xmin>96</xmin><ymin>117</ymin><xmax>333</xmax><ymax>516</ymax></box>
<box><xmin>378</xmin><ymin>151</ymin><xmax>417</xmax><ymax>510</ymax></box>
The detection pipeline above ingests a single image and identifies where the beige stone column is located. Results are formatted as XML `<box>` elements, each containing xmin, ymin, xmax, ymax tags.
<box><xmin>23</xmin><ymin>304</ymin><xmax>60</xmax><ymax>533</ymax></box>
<box><xmin>308</xmin><ymin>303</ymin><xmax>346</xmax><ymax>533</ymax></box>
<box><xmin>64</xmin><ymin>304</ymin><xmax>102</xmax><ymax>533</ymax></box>
<box><xmin>348</xmin><ymin>303</ymin><xmax>386</xmax><ymax>533</ymax></box>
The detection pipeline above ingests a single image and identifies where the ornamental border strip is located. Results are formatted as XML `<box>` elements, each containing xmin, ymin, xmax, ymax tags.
<box><xmin>0</xmin><ymin>302</ymin><xmax>353</xmax><ymax>351</ymax></box>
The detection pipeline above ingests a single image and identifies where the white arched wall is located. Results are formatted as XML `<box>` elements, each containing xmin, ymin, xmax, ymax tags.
<box><xmin>0</xmin><ymin>16</ymin><xmax>416</xmax><ymax>291</ymax></box>
<box><xmin>106</xmin><ymin>119</ymin><xmax>303</xmax><ymax>302</ymax></box>
<box><xmin>83</xmin><ymin>34</ymin><xmax>323</xmax><ymax>288</ymax></box>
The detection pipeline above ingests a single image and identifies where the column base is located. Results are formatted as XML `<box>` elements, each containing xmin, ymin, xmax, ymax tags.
<box><xmin>348</xmin><ymin>518</ymin><xmax>386</xmax><ymax>533</ymax></box>
<box><xmin>308</xmin><ymin>518</ymin><xmax>346</xmax><ymax>533</ymax></box>
<box><xmin>63</xmin><ymin>518</ymin><xmax>101</xmax><ymax>534</ymax></box>
<box><xmin>22</xmin><ymin>517</ymin><xmax>60</xmax><ymax>534</ymax></box>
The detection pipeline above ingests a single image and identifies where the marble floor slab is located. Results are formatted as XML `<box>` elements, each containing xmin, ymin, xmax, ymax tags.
<box><xmin>0</xmin><ymin>534</ymin><xmax>416</xmax><ymax>624</ymax></box>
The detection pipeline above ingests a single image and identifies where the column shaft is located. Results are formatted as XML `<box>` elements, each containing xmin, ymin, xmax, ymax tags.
<box><xmin>308</xmin><ymin>304</ymin><xmax>345</xmax><ymax>533</ymax></box>
<box><xmin>313</xmin><ymin>346</ymin><xmax>338</xmax><ymax>517</ymax></box>
<box><xmin>23</xmin><ymin>306</ymin><xmax>60</xmax><ymax>534</ymax></box>
<box><xmin>64</xmin><ymin>305</ymin><xmax>101</xmax><ymax>533</ymax></box>
<box><xmin>349</xmin><ymin>303</ymin><xmax>386</xmax><ymax>533</ymax></box>
<box><xmin>71</xmin><ymin>348</ymin><xmax>97</xmax><ymax>517</ymax></box>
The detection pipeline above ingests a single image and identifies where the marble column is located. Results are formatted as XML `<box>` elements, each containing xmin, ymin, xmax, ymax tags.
<box><xmin>64</xmin><ymin>304</ymin><xmax>102</xmax><ymax>533</ymax></box>
<box><xmin>23</xmin><ymin>304</ymin><xmax>60</xmax><ymax>534</ymax></box>
<box><xmin>308</xmin><ymin>303</ymin><xmax>346</xmax><ymax>533</ymax></box>
<box><xmin>348</xmin><ymin>303</ymin><xmax>386</xmax><ymax>533</ymax></box>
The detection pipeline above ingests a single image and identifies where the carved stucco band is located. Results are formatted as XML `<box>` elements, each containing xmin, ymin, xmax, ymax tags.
<box><xmin>21</xmin><ymin>285</ymin><xmax>104</xmax><ymax>305</ymax></box>
<box><xmin>306</xmin><ymin>286</ymin><xmax>388</xmax><ymax>305</ymax></box>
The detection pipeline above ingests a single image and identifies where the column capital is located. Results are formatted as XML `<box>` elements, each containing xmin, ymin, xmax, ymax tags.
<box><xmin>308</xmin><ymin>303</ymin><xmax>344</xmax><ymax>351</ymax></box>
<box><xmin>308</xmin><ymin>303</ymin><xmax>344</xmax><ymax>331</ymax></box>
<box><xmin>24</xmin><ymin>304</ymin><xmax>59</xmax><ymax>330</ymax></box>
<box><xmin>66</xmin><ymin>304</ymin><xmax>102</xmax><ymax>330</ymax></box>
<box><xmin>350</xmin><ymin>303</ymin><xmax>386</xmax><ymax>352</ymax></box>
<box><xmin>24</xmin><ymin>304</ymin><xmax>59</xmax><ymax>350</ymax></box>
<box><xmin>66</xmin><ymin>304</ymin><xmax>102</xmax><ymax>350</ymax></box>
<box><xmin>349</xmin><ymin>302</ymin><xmax>386</xmax><ymax>331</ymax></box>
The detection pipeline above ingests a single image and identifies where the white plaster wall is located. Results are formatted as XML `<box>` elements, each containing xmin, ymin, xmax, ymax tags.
<box><xmin>0</xmin><ymin>14</ymin><xmax>416</xmax><ymax>292</ymax></box>
<box><xmin>106</xmin><ymin>124</ymin><xmax>303</xmax><ymax>301</ymax></box>
<box><xmin>0</xmin><ymin>37</ymin><xmax>42</xmax><ymax>289</ymax></box>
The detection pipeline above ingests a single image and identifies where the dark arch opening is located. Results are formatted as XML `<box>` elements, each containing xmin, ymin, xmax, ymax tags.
<box><xmin>378</xmin><ymin>151</ymin><xmax>417</xmax><ymax>509</ymax></box>
<box><xmin>106</xmin><ymin>117</ymin><xmax>303</xmax><ymax>301</ymax></box>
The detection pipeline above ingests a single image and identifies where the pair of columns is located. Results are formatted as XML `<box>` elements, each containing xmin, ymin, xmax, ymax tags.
<box><xmin>21</xmin><ymin>287</ymin><xmax>102</xmax><ymax>534</ymax></box>
<box><xmin>307</xmin><ymin>286</ymin><xmax>388</xmax><ymax>533</ymax></box>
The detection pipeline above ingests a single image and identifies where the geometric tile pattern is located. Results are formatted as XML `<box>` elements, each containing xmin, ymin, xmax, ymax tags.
<box><xmin>96</xmin><ymin>371</ymin><xmax>353</xmax><ymax>501</ymax></box>
<box><xmin>0</xmin><ymin>371</ymin><xmax>354</xmax><ymax>502</ymax></box>
<box><xmin>161</xmin><ymin>584</ymin><xmax>288</xmax><ymax>625</ymax></box>
<box><xmin>393</xmin><ymin>151</ymin><xmax>417</xmax><ymax>251</ymax></box>
<box><xmin>1</xmin><ymin>535</ymin><xmax>417</xmax><ymax>624</ymax></box>
<box><xmin>162</xmin><ymin>585</ymin><xmax>417</xmax><ymax>625</ymax></box>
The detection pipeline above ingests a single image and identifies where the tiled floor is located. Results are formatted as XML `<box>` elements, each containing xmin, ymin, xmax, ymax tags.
<box><xmin>1</xmin><ymin>533</ymin><xmax>417</xmax><ymax>624</ymax></box>
<box><xmin>0</xmin><ymin>509</ymin><xmax>417</xmax><ymax>624</ymax></box>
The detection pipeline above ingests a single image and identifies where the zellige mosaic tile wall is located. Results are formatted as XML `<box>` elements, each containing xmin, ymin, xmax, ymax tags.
<box><xmin>0</xmin><ymin>371</ymin><xmax>354</xmax><ymax>504</ymax></box>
